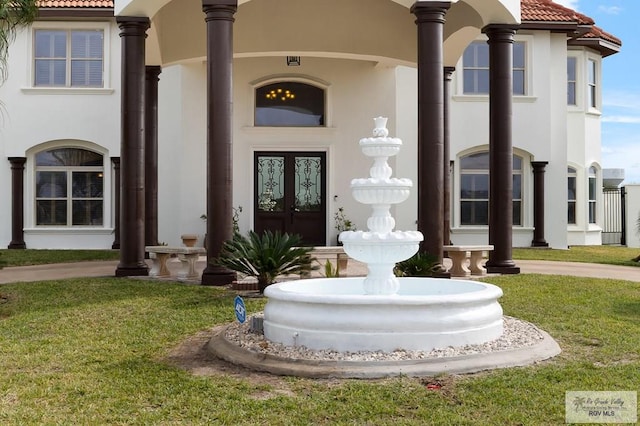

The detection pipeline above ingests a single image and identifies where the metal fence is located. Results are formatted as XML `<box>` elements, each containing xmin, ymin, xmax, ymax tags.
<box><xmin>602</xmin><ymin>187</ymin><xmax>626</xmax><ymax>245</ymax></box>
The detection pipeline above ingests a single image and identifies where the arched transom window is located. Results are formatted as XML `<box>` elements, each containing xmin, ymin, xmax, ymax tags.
<box><xmin>460</xmin><ymin>152</ymin><xmax>522</xmax><ymax>226</ymax></box>
<box><xmin>255</xmin><ymin>82</ymin><xmax>324</xmax><ymax>127</ymax></box>
<box><xmin>35</xmin><ymin>147</ymin><xmax>104</xmax><ymax>226</ymax></box>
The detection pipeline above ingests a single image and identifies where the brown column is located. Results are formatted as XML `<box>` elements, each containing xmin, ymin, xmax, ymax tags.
<box><xmin>484</xmin><ymin>25</ymin><xmax>520</xmax><ymax>274</ymax></box>
<box><xmin>145</xmin><ymin>66</ymin><xmax>162</xmax><ymax>251</ymax></box>
<box><xmin>411</xmin><ymin>2</ymin><xmax>450</xmax><ymax>269</ymax></box>
<box><xmin>115</xmin><ymin>16</ymin><xmax>150</xmax><ymax>277</ymax></box>
<box><xmin>531</xmin><ymin>161</ymin><xmax>549</xmax><ymax>247</ymax></box>
<box><xmin>201</xmin><ymin>0</ymin><xmax>237</xmax><ymax>285</ymax></box>
<box><xmin>111</xmin><ymin>157</ymin><xmax>121</xmax><ymax>250</ymax></box>
<box><xmin>443</xmin><ymin>66</ymin><xmax>455</xmax><ymax>246</ymax></box>
<box><xmin>8</xmin><ymin>157</ymin><xmax>26</xmax><ymax>249</ymax></box>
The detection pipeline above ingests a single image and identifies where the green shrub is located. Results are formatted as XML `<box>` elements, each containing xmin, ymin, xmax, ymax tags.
<box><xmin>394</xmin><ymin>252</ymin><xmax>439</xmax><ymax>277</ymax></box>
<box><xmin>319</xmin><ymin>259</ymin><xmax>339</xmax><ymax>278</ymax></box>
<box><xmin>214</xmin><ymin>230</ymin><xmax>318</xmax><ymax>293</ymax></box>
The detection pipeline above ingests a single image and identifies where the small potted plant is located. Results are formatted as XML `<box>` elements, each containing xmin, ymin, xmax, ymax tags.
<box><xmin>334</xmin><ymin>207</ymin><xmax>356</xmax><ymax>245</ymax></box>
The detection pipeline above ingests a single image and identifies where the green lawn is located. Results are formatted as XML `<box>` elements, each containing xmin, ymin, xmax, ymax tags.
<box><xmin>1</xmin><ymin>245</ymin><xmax>639</xmax><ymax>270</ymax></box>
<box><xmin>0</xmin><ymin>249</ymin><xmax>119</xmax><ymax>268</ymax></box>
<box><xmin>1</xmin><ymin>275</ymin><xmax>639</xmax><ymax>424</ymax></box>
<box><xmin>515</xmin><ymin>245</ymin><xmax>640</xmax><ymax>267</ymax></box>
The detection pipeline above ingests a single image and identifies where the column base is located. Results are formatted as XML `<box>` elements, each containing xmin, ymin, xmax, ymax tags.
<box><xmin>531</xmin><ymin>241</ymin><xmax>549</xmax><ymax>247</ymax></box>
<box><xmin>8</xmin><ymin>241</ymin><xmax>26</xmax><ymax>249</ymax></box>
<box><xmin>115</xmin><ymin>263</ymin><xmax>149</xmax><ymax>277</ymax></box>
<box><xmin>201</xmin><ymin>265</ymin><xmax>236</xmax><ymax>286</ymax></box>
<box><xmin>486</xmin><ymin>263</ymin><xmax>520</xmax><ymax>275</ymax></box>
<box><xmin>111</xmin><ymin>242</ymin><xmax>120</xmax><ymax>250</ymax></box>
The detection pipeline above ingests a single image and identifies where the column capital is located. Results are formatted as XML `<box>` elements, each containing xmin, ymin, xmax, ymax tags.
<box><xmin>531</xmin><ymin>161</ymin><xmax>549</xmax><ymax>171</ymax></box>
<box><xmin>8</xmin><ymin>157</ymin><xmax>26</xmax><ymax>168</ymax></box>
<box><xmin>145</xmin><ymin>65</ymin><xmax>162</xmax><ymax>81</ymax></box>
<box><xmin>202</xmin><ymin>0</ymin><xmax>237</xmax><ymax>20</ymax></box>
<box><xmin>482</xmin><ymin>24</ymin><xmax>517</xmax><ymax>41</ymax></box>
<box><xmin>116</xmin><ymin>16</ymin><xmax>150</xmax><ymax>36</ymax></box>
<box><xmin>110</xmin><ymin>156</ymin><xmax>121</xmax><ymax>166</ymax></box>
<box><xmin>444</xmin><ymin>66</ymin><xmax>455</xmax><ymax>80</ymax></box>
<box><xmin>411</xmin><ymin>1</ymin><xmax>451</xmax><ymax>23</ymax></box>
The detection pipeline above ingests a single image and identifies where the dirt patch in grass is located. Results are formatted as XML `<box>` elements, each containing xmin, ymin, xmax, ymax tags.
<box><xmin>164</xmin><ymin>326</ymin><xmax>302</xmax><ymax>398</ymax></box>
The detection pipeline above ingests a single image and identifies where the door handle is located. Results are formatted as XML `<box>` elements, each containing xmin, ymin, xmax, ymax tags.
<box><xmin>290</xmin><ymin>205</ymin><xmax>300</xmax><ymax>212</ymax></box>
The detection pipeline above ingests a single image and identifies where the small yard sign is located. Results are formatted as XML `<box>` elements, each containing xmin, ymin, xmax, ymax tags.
<box><xmin>234</xmin><ymin>296</ymin><xmax>246</xmax><ymax>323</ymax></box>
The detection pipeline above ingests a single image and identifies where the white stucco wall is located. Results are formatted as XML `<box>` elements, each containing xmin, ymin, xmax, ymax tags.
<box><xmin>625</xmin><ymin>185</ymin><xmax>640</xmax><ymax>249</ymax></box>
<box><xmin>156</xmin><ymin>57</ymin><xmax>399</xmax><ymax>246</ymax></box>
<box><xmin>566</xmin><ymin>47</ymin><xmax>604</xmax><ymax>246</ymax></box>
<box><xmin>0</xmin><ymin>132</ymin><xmax>11</xmax><ymax>247</ymax></box>
<box><xmin>444</xmin><ymin>32</ymin><xmax>609</xmax><ymax>249</ymax></box>
<box><xmin>448</xmin><ymin>30</ymin><xmax>573</xmax><ymax>248</ymax></box>
<box><xmin>394</xmin><ymin>66</ymin><xmax>419</xmax><ymax>233</ymax></box>
<box><xmin>0</xmin><ymin>22</ymin><xmax>121</xmax><ymax>249</ymax></box>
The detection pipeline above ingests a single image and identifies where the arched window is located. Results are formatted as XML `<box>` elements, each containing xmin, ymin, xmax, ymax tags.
<box><xmin>460</xmin><ymin>152</ymin><xmax>522</xmax><ymax>226</ymax></box>
<box><xmin>568</xmin><ymin>167</ymin><xmax>577</xmax><ymax>224</ymax></box>
<box><xmin>255</xmin><ymin>82</ymin><xmax>324</xmax><ymax>127</ymax></box>
<box><xmin>35</xmin><ymin>147</ymin><xmax>104</xmax><ymax>226</ymax></box>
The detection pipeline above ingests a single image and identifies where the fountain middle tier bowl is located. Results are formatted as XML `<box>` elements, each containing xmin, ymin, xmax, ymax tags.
<box><xmin>263</xmin><ymin>277</ymin><xmax>504</xmax><ymax>353</ymax></box>
<box><xmin>339</xmin><ymin>230</ymin><xmax>423</xmax><ymax>264</ymax></box>
<box><xmin>359</xmin><ymin>137</ymin><xmax>402</xmax><ymax>158</ymax></box>
<box><xmin>351</xmin><ymin>178</ymin><xmax>412</xmax><ymax>205</ymax></box>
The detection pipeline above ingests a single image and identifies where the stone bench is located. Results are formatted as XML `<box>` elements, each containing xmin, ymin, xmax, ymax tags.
<box><xmin>444</xmin><ymin>245</ymin><xmax>494</xmax><ymax>277</ymax></box>
<box><xmin>145</xmin><ymin>246</ymin><xmax>206</xmax><ymax>281</ymax></box>
<box><xmin>310</xmin><ymin>246</ymin><xmax>349</xmax><ymax>273</ymax></box>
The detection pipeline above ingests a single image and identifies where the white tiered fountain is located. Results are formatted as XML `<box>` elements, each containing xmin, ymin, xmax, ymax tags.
<box><xmin>263</xmin><ymin>117</ymin><xmax>504</xmax><ymax>353</ymax></box>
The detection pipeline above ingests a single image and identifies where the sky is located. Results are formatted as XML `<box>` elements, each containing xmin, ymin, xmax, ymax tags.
<box><xmin>554</xmin><ymin>0</ymin><xmax>640</xmax><ymax>184</ymax></box>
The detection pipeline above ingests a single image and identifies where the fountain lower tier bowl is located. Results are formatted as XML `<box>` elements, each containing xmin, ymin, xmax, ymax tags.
<box><xmin>263</xmin><ymin>277</ymin><xmax>504</xmax><ymax>353</ymax></box>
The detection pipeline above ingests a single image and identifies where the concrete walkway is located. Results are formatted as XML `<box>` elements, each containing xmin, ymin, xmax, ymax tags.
<box><xmin>1</xmin><ymin>257</ymin><xmax>640</xmax><ymax>284</ymax></box>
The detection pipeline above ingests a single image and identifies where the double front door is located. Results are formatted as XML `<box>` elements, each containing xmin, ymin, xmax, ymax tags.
<box><xmin>254</xmin><ymin>152</ymin><xmax>326</xmax><ymax>246</ymax></box>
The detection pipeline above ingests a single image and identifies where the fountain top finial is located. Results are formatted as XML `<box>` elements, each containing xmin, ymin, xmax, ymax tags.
<box><xmin>372</xmin><ymin>117</ymin><xmax>389</xmax><ymax>138</ymax></box>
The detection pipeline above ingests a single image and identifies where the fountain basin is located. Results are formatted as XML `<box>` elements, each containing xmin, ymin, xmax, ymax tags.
<box><xmin>263</xmin><ymin>277</ymin><xmax>503</xmax><ymax>353</ymax></box>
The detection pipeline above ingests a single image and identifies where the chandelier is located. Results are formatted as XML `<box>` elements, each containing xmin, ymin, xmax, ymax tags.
<box><xmin>265</xmin><ymin>88</ymin><xmax>295</xmax><ymax>102</ymax></box>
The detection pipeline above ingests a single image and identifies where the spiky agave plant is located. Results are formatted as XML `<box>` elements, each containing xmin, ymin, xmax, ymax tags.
<box><xmin>394</xmin><ymin>252</ymin><xmax>439</xmax><ymax>277</ymax></box>
<box><xmin>215</xmin><ymin>230</ymin><xmax>318</xmax><ymax>293</ymax></box>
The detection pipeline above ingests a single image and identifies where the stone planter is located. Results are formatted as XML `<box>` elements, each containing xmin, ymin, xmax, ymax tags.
<box><xmin>181</xmin><ymin>234</ymin><xmax>198</xmax><ymax>247</ymax></box>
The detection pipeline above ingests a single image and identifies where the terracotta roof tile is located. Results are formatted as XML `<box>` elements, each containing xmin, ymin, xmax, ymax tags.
<box><xmin>520</xmin><ymin>0</ymin><xmax>620</xmax><ymax>48</ymax></box>
<box><xmin>37</xmin><ymin>1</ymin><xmax>113</xmax><ymax>7</ymax></box>
<box><xmin>583</xmin><ymin>25</ymin><xmax>622</xmax><ymax>46</ymax></box>
<box><xmin>521</xmin><ymin>0</ymin><xmax>593</xmax><ymax>25</ymax></box>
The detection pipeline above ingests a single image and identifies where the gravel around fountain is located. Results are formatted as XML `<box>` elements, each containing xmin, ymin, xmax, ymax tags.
<box><xmin>224</xmin><ymin>315</ymin><xmax>544</xmax><ymax>362</ymax></box>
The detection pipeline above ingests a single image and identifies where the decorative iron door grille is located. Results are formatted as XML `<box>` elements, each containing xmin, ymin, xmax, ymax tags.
<box><xmin>254</xmin><ymin>152</ymin><xmax>326</xmax><ymax>246</ymax></box>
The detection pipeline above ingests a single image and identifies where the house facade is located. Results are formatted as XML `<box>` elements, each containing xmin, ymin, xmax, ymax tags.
<box><xmin>0</xmin><ymin>1</ymin><xmax>620</xmax><ymax>281</ymax></box>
